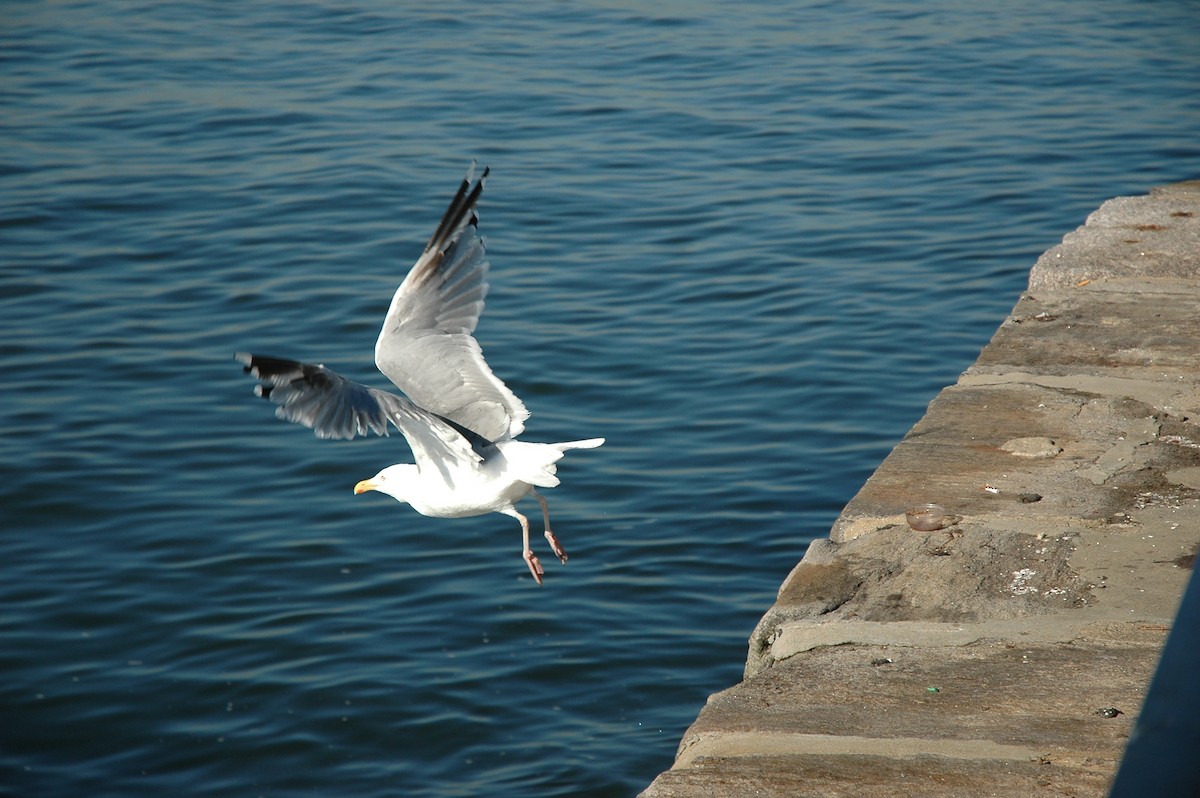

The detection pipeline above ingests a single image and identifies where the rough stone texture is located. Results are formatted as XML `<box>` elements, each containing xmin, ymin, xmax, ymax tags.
<box><xmin>639</xmin><ymin>182</ymin><xmax>1200</xmax><ymax>798</ymax></box>
<box><xmin>1027</xmin><ymin>180</ymin><xmax>1200</xmax><ymax>291</ymax></box>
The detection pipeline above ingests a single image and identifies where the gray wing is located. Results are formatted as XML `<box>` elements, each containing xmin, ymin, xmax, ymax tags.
<box><xmin>236</xmin><ymin>353</ymin><xmax>482</xmax><ymax>474</ymax></box>
<box><xmin>373</xmin><ymin>164</ymin><xmax>529</xmax><ymax>443</ymax></box>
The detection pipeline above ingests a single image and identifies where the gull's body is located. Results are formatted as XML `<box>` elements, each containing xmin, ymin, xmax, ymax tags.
<box><xmin>236</xmin><ymin>165</ymin><xmax>603</xmax><ymax>584</ymax></box>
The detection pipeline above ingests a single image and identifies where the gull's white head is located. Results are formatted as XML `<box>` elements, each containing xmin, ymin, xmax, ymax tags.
<box><xmin>353</xmin><ymin>464</ymin><xmax>418</xmax><ymax>503</ymax></box>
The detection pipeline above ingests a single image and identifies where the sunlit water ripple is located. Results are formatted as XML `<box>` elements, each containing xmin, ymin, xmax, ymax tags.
<box><xmin>3</xmin><ymin>1</ymin><xmax>1198</xmax><ymax>796</ymax></box>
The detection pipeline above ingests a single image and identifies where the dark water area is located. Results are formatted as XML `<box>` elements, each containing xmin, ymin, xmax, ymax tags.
<box><xmin>3</xmin><ymin>1</ymin><xmax>1198</xmax><ymax>795</ymax></box>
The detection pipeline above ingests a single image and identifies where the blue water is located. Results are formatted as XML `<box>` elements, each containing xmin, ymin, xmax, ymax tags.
<box><xmin>3</xmin><ymin>1</ymin><xmax>1198</xmax><ymax>795</ymax></box>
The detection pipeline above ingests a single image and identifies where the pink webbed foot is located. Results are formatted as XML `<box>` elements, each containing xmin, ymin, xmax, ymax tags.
<box><xmin>544</xmin><ymin>529</ymin><xmax>568</xmax><ymax>565</ymax></box>
<box><xmin>523</xmin><ymin>549</ymin><xmax>545</xmax><ymax>586</ymax></box>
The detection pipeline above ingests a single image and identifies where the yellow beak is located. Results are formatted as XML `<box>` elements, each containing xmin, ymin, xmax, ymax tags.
<box><xmin>353</xmin><ymin>478</ymin><xmax>379</xmax><ymax>495</ymax></box>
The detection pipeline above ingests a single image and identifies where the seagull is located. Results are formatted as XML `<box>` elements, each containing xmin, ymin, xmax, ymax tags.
<box><xmin>236</xmin><ymin>164</ymin><xmax>604</xmax><ymax>584</ymax></box>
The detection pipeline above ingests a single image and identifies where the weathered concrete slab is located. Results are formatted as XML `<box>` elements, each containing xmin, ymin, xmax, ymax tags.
<box><xmin>642</xmin><ymin>755</ymin><xmax>1114</xmax><ymax>798</ymax></box>
<box><xmin>1027</xmin><ymin>180</ymin><xmax>1200</xmax><ymax>291</ymax></box>
<box><xmin>650</xmin><ymin>638</ymin><xmax>1159</xmax><ymax>798</ymax></box>
<box><xmin>640</xmin><ymin>181</ymin><xmax>1200</xmax><ymax>797</ymax></box>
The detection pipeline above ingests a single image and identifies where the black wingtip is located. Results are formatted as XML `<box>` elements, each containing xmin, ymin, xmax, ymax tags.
<box><xmin>466</xmin><ymin>159</ymin><xmax>490</xmax><ymax>183</ymax></box>
<box><xmin>236</xmin><ymin>352</ymin><xmax>265</xmax><ymax>378</ymax></box>
<box><xmin>423</xmin><ymin>163</ymin><xmax>489</xmax><ymax>256</ymax></box>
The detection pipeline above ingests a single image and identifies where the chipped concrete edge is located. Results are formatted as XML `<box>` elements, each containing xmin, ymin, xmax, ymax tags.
<box><xmin>760</xmin><ymin>614</ymin><xmax>1172</xmax><ymax>674</ymax></box>
<box><xmin>675</xmin><ymin>731</ymin><xmax>1044</xmax><ymax>769</ymax></box>
<box><xmin>959</xmin><ymin>371</ymin><xmax>1200</xmax><ymax>419</ymax></box>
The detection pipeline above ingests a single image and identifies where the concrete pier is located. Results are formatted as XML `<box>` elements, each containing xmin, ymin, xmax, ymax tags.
<box><xmin>640</xmin><ymin>181</ymin><xmax>1200</xmax><ymax>797</ymax></box>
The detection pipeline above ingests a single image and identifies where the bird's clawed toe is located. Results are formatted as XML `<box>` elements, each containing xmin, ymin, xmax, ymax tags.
<box><xmin>544</xmin><ymin>529</ymin><xmax>568</xmax><ymax>565</ymax></box>
<box><xmin>521</xmin><ymin>527</ymin><xmax>568</xmax><ymax>584</ymax></box>
<box><xmin>523</xmin><ymin>549</ymin><xmax>545</xmax><ymax>585</ymax></box>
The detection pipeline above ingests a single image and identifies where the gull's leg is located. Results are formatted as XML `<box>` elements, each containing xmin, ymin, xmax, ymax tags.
<box><xmin>503</xmin><ymin>507</ymin><xmax>543</xmax><ymax>585</ymax></box>
<box><xmin>532</xmin><ymin>489</ymin><xmax>567</xmax><ymax>565</ymax></box>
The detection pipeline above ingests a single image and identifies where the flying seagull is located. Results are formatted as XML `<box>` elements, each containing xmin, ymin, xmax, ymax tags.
<box><xmin>236</xmin><ymin>164</ymin><xmax>603</xmax><ymax>584</ymax></box>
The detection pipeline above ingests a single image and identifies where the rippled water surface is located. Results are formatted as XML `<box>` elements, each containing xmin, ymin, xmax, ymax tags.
<box><xmin>3</xmin><ymin>1</ymin><xmax>1199</xmax><ymax>795</ymax></box>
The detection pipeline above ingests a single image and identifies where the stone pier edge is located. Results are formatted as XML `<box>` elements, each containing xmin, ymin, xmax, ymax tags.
<box><xmin>639</xmin><ymin>179</ymin><xmax>1200</xmax><ymax>798</ymax></box>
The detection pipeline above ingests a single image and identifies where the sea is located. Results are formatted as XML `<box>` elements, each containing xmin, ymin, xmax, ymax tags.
<box><xmin>3</xmin><ymin>1</ymin><xmax>1198</xmax><ymax>796</ymax></box>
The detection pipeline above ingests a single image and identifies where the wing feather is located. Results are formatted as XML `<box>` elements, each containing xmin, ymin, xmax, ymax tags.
<box><xmin>373</xmin><ymin>164</ymin><xmax>529</xmax><ymax>442</ymax></box>
<box><xmin>236</xmin><ymin>353</ymin><xmax>481</xmax><ymax>476</ymax></box>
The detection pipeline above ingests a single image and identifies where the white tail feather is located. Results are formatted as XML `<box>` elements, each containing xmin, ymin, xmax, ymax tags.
<box><xmin>496</xmin><ymin>437</ymin><xmax>605</xmax><ymax>488</ymax></box>
<box><xmin>555</xmin><ymin>437</ymin><xmax>605</xmax><ymax>451</ymax></box>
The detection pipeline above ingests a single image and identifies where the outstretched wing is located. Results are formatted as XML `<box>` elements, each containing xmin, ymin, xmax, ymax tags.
<box><xmin>373</xmin><ymin>164</ymin><xmax>529</xmax><ymax>443</ymax></box>
<box><xmin>236</xmin><ymin>353</ymin><xmax>483</xmax><ymax>475</ymax></box>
